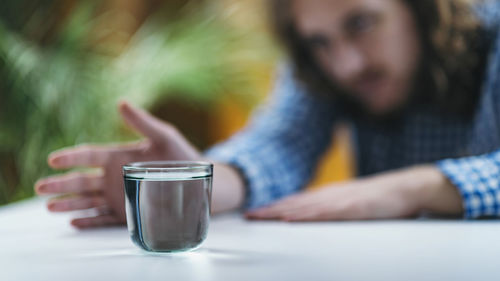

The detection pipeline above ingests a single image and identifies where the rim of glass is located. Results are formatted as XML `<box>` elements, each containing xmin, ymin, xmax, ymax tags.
<box><xmin>123</xmin><ymin>161</ymin><xmax>213</xmax><ymax>172</ymax></box>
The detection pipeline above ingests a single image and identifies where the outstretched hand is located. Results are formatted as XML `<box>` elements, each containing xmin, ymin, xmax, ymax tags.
<box><xmin>35</xmin><ymin>101</ymin><xmax>201</xmax><ymax>229</ymax></box>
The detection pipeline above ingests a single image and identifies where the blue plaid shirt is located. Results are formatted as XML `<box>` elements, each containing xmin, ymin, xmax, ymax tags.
<box><xmin>206</xmin><ymin>2</ymin><xmax>500</xmax><ymax>219</ymax></box>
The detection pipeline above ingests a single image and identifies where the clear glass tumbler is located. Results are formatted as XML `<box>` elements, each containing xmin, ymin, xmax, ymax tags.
<box><xmin>123</xmin><ymin>161</ymin><xmax>213</xmax><ymax>252</ymax></box>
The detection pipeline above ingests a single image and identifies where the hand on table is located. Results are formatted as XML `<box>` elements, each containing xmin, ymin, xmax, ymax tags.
<box><xmin>245</xmin><ymin>166</ymin><xmax>464</xmax><ymax>221</ymax></box>
<box><xmin>34</xmin><ymin>101</ymin><xmax>201</xmax><ymax>229</ymax></box>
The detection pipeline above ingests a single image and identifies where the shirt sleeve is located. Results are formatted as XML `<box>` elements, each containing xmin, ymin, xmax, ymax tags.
<box><xmin>437</xmin><ymin>153</ymin><xmax>500</xmax><ymax>219</ymax></box>
<box><xmin>436</xmin><ymin>20</ymin><xmax>500</xmax><ymax>219</ymax></box>
<box><xmin>204</xmin><ymin>66</ymin><xmax>339</xmax><ymax>209</ymax></box>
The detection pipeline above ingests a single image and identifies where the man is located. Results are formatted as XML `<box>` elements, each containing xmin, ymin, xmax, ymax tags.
<box><xmin>35</xmin><ymin>0</ymin><xmax>500</xmax><ymax>228</ymax></box>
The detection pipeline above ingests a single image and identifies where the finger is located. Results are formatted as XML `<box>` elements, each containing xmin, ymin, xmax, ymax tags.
<box><xmin>71</xmin><ymin>215</ymin><xmax>122</xmax><ymax>229</ymax></box>
<box><xmin>35</xmin><ymin>172</ymin><xmax>103</xmax><ymax>195</ymax></box>
<box><xmin>282</xmin><ymin>209</ymin><xmax>325</xmax><ymax>222</ymax></box>
<box><xmin>48</xmin><ymin>142</ymin><xmax>147</xmax><ymax>169</ymax></box>
<box><xmin>245</xmin><ymin>196</ymin><xmax>311</xmax><ymax>219</ymax></box>
<box><xmin>118</xmin><ymin>100</ymin><xmax>169</xmax><ymax>143</ymax></box>
<box><xmin>245</xmin><ymin>213</ymin><xmax>281</xmax><ymax>221</ymax></box>
<box><xmin>245</xmin><ymin>207</ymin><xmax>277</xmax><ymax>219</ymax></box>
<box><xmin>245</xmin><ymin>205</ymin><xmax>288</xmax><ymax>220</ymax></box>
<box><xmin>47</xmin><ymin>196</ymin><xmax>106</xmax><ymax>212</ymax></box>
<box><xmin>94</xmin><ymin>205</ymin><xmax>114</xmax><ymax>216</ymax></box>
<box><xmin>48</xmin><ymin>145</ymin><xmax>114</xmax><ymax>169</ymax></box>
<box><xmin>283</xmin><ymin>202</ymin><xmax>360</xmax><ymax>222</ymax></box>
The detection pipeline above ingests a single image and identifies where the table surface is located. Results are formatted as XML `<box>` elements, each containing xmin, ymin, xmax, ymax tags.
<box><xmin>1</xmin><ymin>198</ymin><xmax>500</xmax><ymax>281</ymax></box>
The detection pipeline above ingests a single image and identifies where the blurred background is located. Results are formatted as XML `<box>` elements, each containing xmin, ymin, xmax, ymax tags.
<box><xmin>0</xmin><ymin>0</ymin><xmax>352</xmax><ymax>206</ymax></box>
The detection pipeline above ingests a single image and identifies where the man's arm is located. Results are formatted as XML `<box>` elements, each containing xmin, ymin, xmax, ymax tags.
<box><xmin>210</xmin><ymin>163</ymin><xmax>246</xmax><ymax>213</ymax></box>
<box><xmin>206</xmin><ymin>66</ymin><xmax>339</xmax><ymax>210</ymax></box>
<box><xmin>244</xmin><ymin>151</ymin><xmax>500</xmax><ymax>221</ymax></box>
<box><xmin>244</xmin><ymin>164</ymin><xmax>463</xmax><ymax>221</ymax></box>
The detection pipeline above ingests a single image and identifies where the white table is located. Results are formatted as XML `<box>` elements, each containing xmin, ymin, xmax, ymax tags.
<box><xmin>1</xmin><ymin>198</ymin><xmax>499</xmax><ymax>281</ymax></box>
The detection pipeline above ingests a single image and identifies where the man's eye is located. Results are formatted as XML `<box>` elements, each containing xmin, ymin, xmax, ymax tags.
<box><xmin>347</xmin><ymin>14</ymin><xmax>378</xmax><ymax>35</ymax></box>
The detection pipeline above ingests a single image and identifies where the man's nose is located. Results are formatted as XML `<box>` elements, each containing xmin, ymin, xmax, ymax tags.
<box><xmin>330</xmin><ymin>44</ymin><xmax>366</xmax><ymax>83</ymax></box>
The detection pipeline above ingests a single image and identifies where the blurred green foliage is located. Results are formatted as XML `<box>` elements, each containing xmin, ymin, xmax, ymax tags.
<box><xmin>0</xmin><ymin>0</ymin><xmax>277</xmax><ymax>205</ymax></box>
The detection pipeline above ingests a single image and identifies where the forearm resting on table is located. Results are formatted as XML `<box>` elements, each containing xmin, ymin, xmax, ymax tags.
<box><xmin>210</xmin><ymin>163</ymin><xmax>246</xmax><ymax>214</ymax></box>
<box><xmin>208</xmin><ymin>163</ymin><xmax>464</xmax><ymax>217</ymax></box>
<box><xmin>417</xmin><ymin>165</ymin><xmax>464</xmax><ymax>215</ymax></box>
<box><xmin>381</xmin><ymin>165</ymin><xmax>464</xmax><ymax>216</ymax></box>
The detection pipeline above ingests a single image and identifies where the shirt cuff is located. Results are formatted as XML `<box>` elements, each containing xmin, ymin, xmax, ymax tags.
<box><xmin>437</xmin><ymin>156</ymin><xmax>500</xmax><ymax>219</ymax></box>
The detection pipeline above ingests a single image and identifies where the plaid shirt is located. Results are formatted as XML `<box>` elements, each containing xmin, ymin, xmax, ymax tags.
<box><xmin>206</xmin><ymin>2</ymin><xmax>500</xmax><ymax>219</ymax></box>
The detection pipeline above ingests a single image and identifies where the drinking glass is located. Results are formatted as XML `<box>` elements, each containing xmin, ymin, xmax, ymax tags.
<box><xmin>123</xmin><ymin>161</ymin><xmax>213</xmax><ymax>252</ymax></box>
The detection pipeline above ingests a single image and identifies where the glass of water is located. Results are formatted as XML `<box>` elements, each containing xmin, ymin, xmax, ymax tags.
<box><xmin>123</xmin><ymin>161</ymin><xmax>213</xmax><ymax>253</ymax></box>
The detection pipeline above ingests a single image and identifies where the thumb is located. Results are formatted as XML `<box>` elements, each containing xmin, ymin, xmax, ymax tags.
<box><xmin>118</xmin><ymin>100</ymin><xmax>166</xmax><ymax>142</ymax></box>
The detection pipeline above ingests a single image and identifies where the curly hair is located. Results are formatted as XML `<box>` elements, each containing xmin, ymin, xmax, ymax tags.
<box><xmin>269</xmin><ymin>0</ymin><xmax>488</xmax><ymax>116</ymax></box>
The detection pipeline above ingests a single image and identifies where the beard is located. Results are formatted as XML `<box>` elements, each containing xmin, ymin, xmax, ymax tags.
<box><xmin>326</xmin><ymin>64</ymin><xmax>425</xmax><ymax>128</ymax></box>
